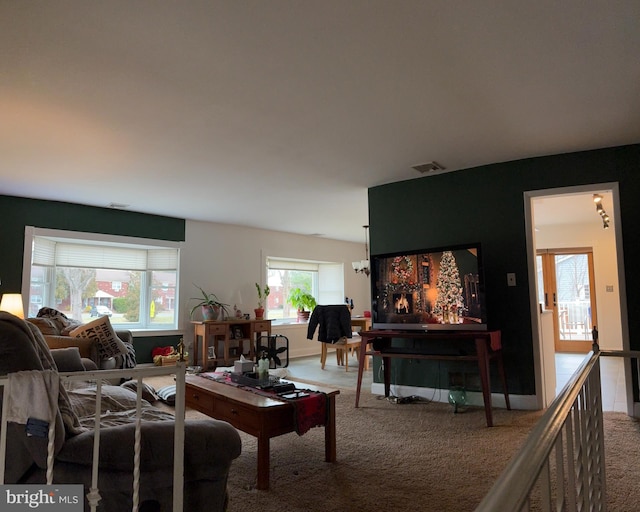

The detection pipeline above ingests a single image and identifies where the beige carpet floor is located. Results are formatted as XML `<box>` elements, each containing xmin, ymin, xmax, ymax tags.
<box><xmin>225</xmin><ymin>387</ymin><xmax>542</xmax><ymax>512</ymax></box>
<box><xmin>146</xmin><ymin>377</ymin><xmax>640</xmax><ymax>511</ymax></box>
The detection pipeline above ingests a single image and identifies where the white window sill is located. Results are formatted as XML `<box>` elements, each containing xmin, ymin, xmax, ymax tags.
<box><xmin>130</xmin><ymin>329</ymin><xmax>183</xmax><ymax>337</ymax></box>
<box><xmin>269</xmin><ymin>320</ymin><xmax>309</xmax><ymax>328</ymax></box>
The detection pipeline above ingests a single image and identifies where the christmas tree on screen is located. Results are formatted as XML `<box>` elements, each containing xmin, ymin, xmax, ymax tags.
<box><xmin>434</xmin><ymin>251</ymin><xmax>465</xmax><ymax>323</ymax></box>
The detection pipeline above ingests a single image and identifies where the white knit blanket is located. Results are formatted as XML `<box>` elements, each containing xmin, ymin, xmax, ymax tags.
<box><xmin>0</xmin><ymin>312</ymin><xmax>85</xmax><ymax>435</ymax></box>
<box><xmin>6</xmin><ymin>369</ymin><xmax>59</xmax><ymax>425</ymax></box>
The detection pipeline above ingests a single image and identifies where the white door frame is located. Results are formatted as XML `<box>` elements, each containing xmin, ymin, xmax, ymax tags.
<box><xmin>524</xmin><ymin>182</ymin><xmax>632</xmax><ymax>413</ymax></box>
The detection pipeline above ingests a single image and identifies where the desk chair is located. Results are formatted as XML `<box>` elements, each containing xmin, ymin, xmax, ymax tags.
<box><xmin>308</xmin><ymin>304</ymin><xmax>355</xmax><ymax>371</ymax></box>
<box><xmin>324</xmin><ymin>334</ymin><xmax>369</xmax><ymax>372</ymax></box>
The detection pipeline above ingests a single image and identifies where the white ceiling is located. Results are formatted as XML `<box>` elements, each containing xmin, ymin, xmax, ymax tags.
<box><xmin>2</xmin><ymin>1</ymin><xmax>639</xmax><ymax>242</ymax></box>
<box><xmin>533</xmin><ymin>190</ymin><xmax>614</xmax><ymax>228</ymax></box>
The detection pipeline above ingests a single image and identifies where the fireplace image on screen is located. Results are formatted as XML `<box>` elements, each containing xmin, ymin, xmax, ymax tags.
<box><xmin>370</xmin><ymin>243</ymin><xmax>487</xmax><ymax>331</ymax></box>
<box><xmin>393</xmin><ymin>293</ymin><xmax>412</xmax><ymax>314</ymax></box>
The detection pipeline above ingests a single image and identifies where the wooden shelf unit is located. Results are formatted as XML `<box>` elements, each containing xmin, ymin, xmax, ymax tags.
<box><xmin>192</xmin><ymin>319</ymin><xmax>272</xmax><ymax>368</ymax></box>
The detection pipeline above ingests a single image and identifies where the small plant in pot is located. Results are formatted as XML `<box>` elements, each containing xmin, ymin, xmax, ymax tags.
<box><xmin>189</xmin><ymin>284</ymin><xmax>230</xmax><ymax>321</ymax></box>
<box><xmin>287</xmin><ymin>288</ymin><xmax>317</xmax><ymax>322</ymax></box>
<box><xmin>255</xmin><ymin>283</ymin><xmax>270</xmax><ymax>320</ymax></box>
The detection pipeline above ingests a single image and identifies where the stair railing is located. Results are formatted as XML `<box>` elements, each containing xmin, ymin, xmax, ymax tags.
<box><xmin>477</xmin><ymin>326</ymin><xmax>640</xmax><ymax>512</ymax></box>
<box><xmin>477</xmin><ymin>329</ymin><xmax>613</xmax><ymax>512</ymax></box>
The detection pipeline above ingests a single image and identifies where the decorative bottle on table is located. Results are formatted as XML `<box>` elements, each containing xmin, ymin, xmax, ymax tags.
<box><xmin>258</xmin><ymin>351</ymin><xmax>269</xmax><ymax>380</ymax></box>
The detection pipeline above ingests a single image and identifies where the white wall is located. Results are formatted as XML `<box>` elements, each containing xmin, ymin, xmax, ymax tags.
<box><xmin>534</xmin><ymin>222</ymin><xmax>622</xmax><ymax>350</ymax></box>
<box><xmin>179</xmin><ymin>220</ymin><xmax>371</xmax><ymax>358</ymax></box>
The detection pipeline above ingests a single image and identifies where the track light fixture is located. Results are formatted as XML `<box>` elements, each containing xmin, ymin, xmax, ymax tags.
<box><xmin>593</xmin><ymin>194</ymin><xmax>610</xmax><ymax>229</ymax></box>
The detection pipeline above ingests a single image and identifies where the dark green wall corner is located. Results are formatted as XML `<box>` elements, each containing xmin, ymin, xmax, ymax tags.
<box><xmin>368</xmin><ymin>144</ymin><xmax>640</xmax><ymax>397</ymax></box>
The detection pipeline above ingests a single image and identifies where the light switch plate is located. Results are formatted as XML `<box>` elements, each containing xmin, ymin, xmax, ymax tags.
<box><xmin>507</xmin><ymin>273</ymin><xmax>516</xmax><ymax>286</ymax></box>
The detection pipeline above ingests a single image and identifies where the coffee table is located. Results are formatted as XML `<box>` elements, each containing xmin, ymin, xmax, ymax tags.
<box><xmin>185</xmin><ymin>375</ymin><xmax>340</xmax><ymax>490</ymax></box>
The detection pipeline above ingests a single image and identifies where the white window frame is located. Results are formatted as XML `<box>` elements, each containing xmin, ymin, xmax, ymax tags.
<box><xmin>265</xmin><ymin>256</ymin><xmax>344</xmax><ymax>324</ymax></box>
<box><xmin>23</xmin><ymin>226</ymin><xmax>183</xmax><ymax>333</ymax></box>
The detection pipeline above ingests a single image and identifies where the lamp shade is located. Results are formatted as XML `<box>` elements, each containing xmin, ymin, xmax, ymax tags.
<box><xmin>0</xmin><ymin>293</ymin><xmax>25</xmax><ymax>319</ymax></box>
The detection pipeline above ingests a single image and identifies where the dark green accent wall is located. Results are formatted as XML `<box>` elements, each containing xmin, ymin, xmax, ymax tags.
<box><xmin>135</xmin><ymin>334</ymin><xmax>184</xmax><ymax>364</ymax></box>
<box><xmin>368</xmin><ymin>144</ymin><xmax>640</xmax><ymax>396</ymax></box>
<box><xmin>0</xmin><ymin>194</ymin><xmax>186</xmax><ymax>363</ymax></box>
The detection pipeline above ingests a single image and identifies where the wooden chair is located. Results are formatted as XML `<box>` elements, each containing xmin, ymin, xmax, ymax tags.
<box><xmin>320</xmin><ymin>335</ymin><xmax>369</xmax><ymax>372</ymax></box>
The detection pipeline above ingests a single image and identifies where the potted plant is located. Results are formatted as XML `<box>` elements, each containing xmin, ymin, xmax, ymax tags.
<box><xmin>255</xmin><ymin>282</ymin><xmax>270</xmax><ymax>320</ymax></box>
<box><xmin>189</xmin><ymin>284</ymin><xmax>230</xmax><ymax>321</ymax></box>
<box><xmin>287</xmin><ymin>288</ymin><xmax>317</xmax><ymax>322</ymax></box>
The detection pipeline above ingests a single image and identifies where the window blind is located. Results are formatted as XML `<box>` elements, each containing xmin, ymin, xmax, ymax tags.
<box><xmin>32</xmin><ymin>237</ymin><xmax>178</xmax><ymax>270</ymax></box>
<box><xmin>147</xmin><ymin>249</ymin><xmax>179</xmax><ymax>270</ymax></box>
<box><xmin>32</xmin><ymin>237</ymin><xmax>56</xmax><ymax>266</ymax></box>
<box><xmin>267</xmin><ymin>258</ymin><xmax>319</xmax><ymax>271</ymax></box>
<box><xmin>318</xmin><ymin>263</ymin><xmax>344</xmax><ymax>305</ymax></box>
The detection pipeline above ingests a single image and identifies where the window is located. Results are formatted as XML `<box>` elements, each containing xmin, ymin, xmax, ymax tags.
<box><xmin>24</xmin><ymin>227</ymin><xmax>181</xmax><ymax>331</ymax></box>
<box><xmin>266</xmin><ymin>257</ymin><xmax>344</xmax><ymax>322</ymax></box>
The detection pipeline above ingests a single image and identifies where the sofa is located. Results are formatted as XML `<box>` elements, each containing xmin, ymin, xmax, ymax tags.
<box><xmin>0</xmin><ymin>312</ymin><xmax>242</xmax><ymax>512</ymax></box>
<box><xmin>26</xmin><ymin>311</ymin><xmax>136</xmax><ymax>371</ymax></box>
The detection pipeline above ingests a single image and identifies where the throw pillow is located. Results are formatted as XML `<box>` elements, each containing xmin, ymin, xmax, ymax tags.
<box><xmin>82</xmin><ymin>358</ymin><xmax>98</xmax><ymax>371</ymax></box>
<box><xmin>50</xmin><ymin>347</ymin><xmax>85</xmax><ymax>372</ymax></box>
<box><xmin>156</xmin><ymin>385</ymin><xmax>176</xmax><ymax>405</ymax></box>
<box><xmin>120</xmin><ymin>380</ymin><xmax>159</xmax><ymax>403</ymax></box>
<box><xmin>70</xmin><ymin>316</ymin><xmax>128</xmax><ymax>360</ymax></box>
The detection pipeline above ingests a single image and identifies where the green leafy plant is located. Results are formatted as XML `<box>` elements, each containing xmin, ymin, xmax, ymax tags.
<box><xmin>287</xmin><ymin>288</ymin><xmax>317</xmax><ymax>312</ymax></box>
<box><xmin>255</xmin><ymin>282</ymin><xmax>270</xmax><ymax>308</ymax></box>
<box><xmin>189</xmin><ymin>284</ymin><xmax>230</xmax><ymax>319</ymax></box>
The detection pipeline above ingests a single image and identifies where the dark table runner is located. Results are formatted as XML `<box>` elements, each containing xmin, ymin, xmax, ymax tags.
<box><xmin>198</xmin><ymin>372</ymin><xmax>327</xmax><ymax>435</ymax></box>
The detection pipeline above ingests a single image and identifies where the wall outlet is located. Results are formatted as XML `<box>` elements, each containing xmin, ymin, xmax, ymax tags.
<box><xmin>507</xmin><ymin>273</ymin><xmax>516</xmax><ymax>286</ymax></box>
<box><xmin>606</xmin><ymin>285</ymin><xmax>614</xmax><ymax>292</ymax></box>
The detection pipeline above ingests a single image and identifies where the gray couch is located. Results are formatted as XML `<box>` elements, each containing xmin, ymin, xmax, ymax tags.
<box><xmin>0</xmin><ymin>312</ymin><xmax>242</xmax><ymax>512</ymax></box>
<box><xmin>26</xmin><ymin>315</ymin><xmax>135</xmax><ymax>371</ymax></box>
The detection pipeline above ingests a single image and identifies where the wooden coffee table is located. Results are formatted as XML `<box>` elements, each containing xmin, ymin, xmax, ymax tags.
<box><xmin>185</xmin><ymin>375</ymin><xmax>340</xmax><ymax>490</ymax></box>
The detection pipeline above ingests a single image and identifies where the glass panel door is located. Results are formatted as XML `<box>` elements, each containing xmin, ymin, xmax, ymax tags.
<box><xmin>537</xmin><ymin>249</ymin><xmax>597</xmax><ymax>353</ymax></box>
<box><xmin>555</xmin><ymin>253</ymin><xmax>594</xmax><ymax>342</ymax></box>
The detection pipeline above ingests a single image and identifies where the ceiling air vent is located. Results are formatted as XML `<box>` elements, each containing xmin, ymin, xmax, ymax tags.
<box><xmin>107</xmin><ymin>202</ymin><xmax>130</xmax><ymax>209</ymax></box>
<box><xmin>412</xmin><ymin>162</ymin><xmax>445</xmax><ymax>174</ymax></box>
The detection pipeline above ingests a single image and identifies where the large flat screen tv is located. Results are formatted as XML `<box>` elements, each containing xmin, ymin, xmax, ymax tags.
<box><xmin>370</xmin><ymin>243</ymin><xmax>487</xmax><ymax>331</ymax></box>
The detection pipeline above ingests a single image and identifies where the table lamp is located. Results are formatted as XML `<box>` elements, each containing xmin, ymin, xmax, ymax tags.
<box><xmin>0</xmin><ymin>293</ymin><xmax>25</xmax><ymax>319</ymax></box>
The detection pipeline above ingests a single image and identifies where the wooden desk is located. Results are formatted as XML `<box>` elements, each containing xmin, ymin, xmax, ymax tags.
<box><xmin>185</xmin><ymin>375</ymin><xmax>339</xmax><ymax>490</ymax></box>
<box><xmin>355</xmin><ymin>330</ymin><xmax>510</xmax><ymax>427</ymax></box>
<box><xmin>192</xmin><ymin>320</ymin><xmax>271</xmax><ymax>368</ymax></box>
<box><xmin>350</xmin><ymin>317</ymin><xmax>372</xmax><ymax>332</ymax></box>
